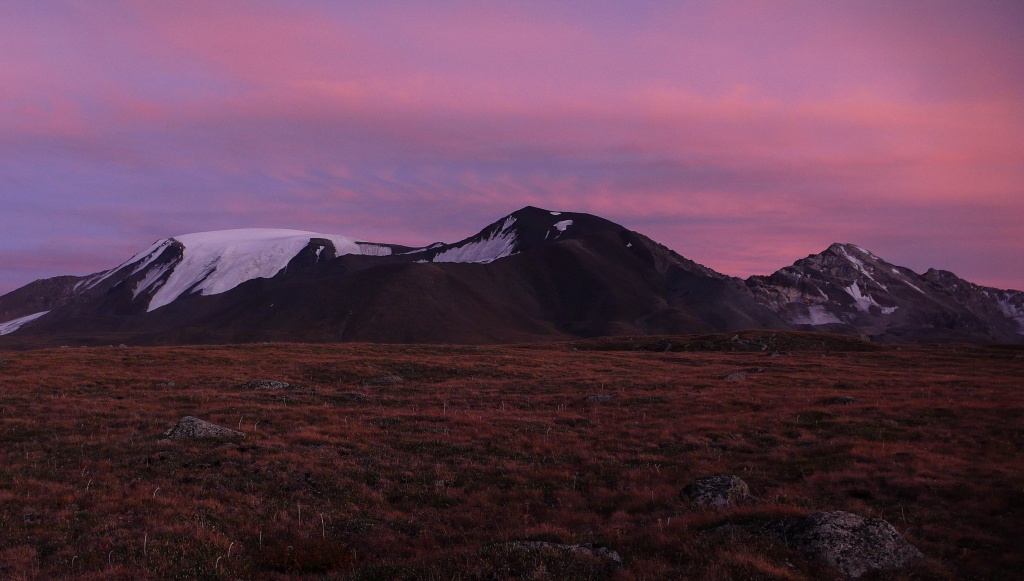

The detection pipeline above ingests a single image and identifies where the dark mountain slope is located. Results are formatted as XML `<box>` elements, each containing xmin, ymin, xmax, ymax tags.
<box><xmin>2</xmin><ymin>209</ymin><xmax>787</xmax><ymax>345</ymax></box>
<box><xmin>2</xmin><ymin>209</ymin><xmax>1020</xmax><ymax>346</ymax></box>
<box><xmin>0</xmin><ymin>275</ymin><xmax>88</xmax><ymax>322</ymax></box>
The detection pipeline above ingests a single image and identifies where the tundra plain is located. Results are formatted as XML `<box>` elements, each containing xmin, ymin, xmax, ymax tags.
<box><xmin>0</xmin><ymin>332</ymin><xmax>1021</xmax><ymax>579</ymax></box>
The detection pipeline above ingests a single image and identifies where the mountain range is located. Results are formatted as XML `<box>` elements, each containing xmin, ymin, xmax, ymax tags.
<box><xmin>1</xmin><ymin>206</ymin><xmax>1021</xmax><ymax>346</ymax></box>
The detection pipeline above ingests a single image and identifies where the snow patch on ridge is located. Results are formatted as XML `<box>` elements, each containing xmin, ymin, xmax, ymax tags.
<box><xmin>79</xmin><ymin>238</ymin><xmax>178</xmax><ymax>293</ymax></box>
<box><xmin>889</xmin><ymin>266</ymin><xmax>926</xmax><ymax>294</ymax></box>
<box><xmin>835</xmin><ymin>245</ymin><xmax>884</xmax><ymax>288</ymax></box>
<box><xmin>356</xmin><ymin>243</ymin><xmax>392</xmax><ymax>257</ymax></box>
<box><xmin>132</xmin><ymin>262</ymin><xmax>173</xmax><ymax>299</ymax></box>
<box><xmin>791</xmin><ymin>305</ymin><xmax>842</xmax><ymax>326</ymax></box>
<box><xmin>144</xmin><ymin>229</ymin><xmax>362</xmax><ymax>312</ymax></box>
<box><xmin>554</xmin><ymin>220</ymin><xmax>573</xmax><ymax>232</ymax></box>
<box><xmin>0</xmin><ymin>311</ymin><xmax>49</xmax><ymax>335</ymax></box>
<box><xmin>400</xmin><ymin>242</ymin><xmax>444</xmax><ymax>255</ymax></box>
<box><xmin>997</xmin><ymin>294</ymin><xmax>1024</xmax><ymax>334</ymax></box>
<box><xmin>433</xmin><ymin>216</ymin><xmax>518</xmax><ymax>264</ymax></box>
<box><xmin>845</xmin><ymin>281</ymin><xmax>897</xmax><ymax>314</ymax></box>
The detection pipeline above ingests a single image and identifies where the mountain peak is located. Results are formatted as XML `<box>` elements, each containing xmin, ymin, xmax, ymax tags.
<box><xmin>510</xmin><ymin>205</ymin><xmax>557</xmax><ymax>216</ymax></box>
<box><xmin>2</xmin><ymin>208</ymin><xmax>1022</xmax><ymax>345</ymax></box>
<box><xmin>826</xmin><ymin>242</ymin><xmax>877</xmax><ymax>259</ymax></box>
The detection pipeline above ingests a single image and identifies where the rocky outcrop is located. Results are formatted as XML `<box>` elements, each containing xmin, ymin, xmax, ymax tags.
<box><xmin>760</xmin><ymin>511</ymin><xmax>923</xmax><ymax>578</ymax></box>
<box><xmin>682</xmin><ymin>475</ymin><xmax>751</xmax><ymax>507</ymax></box>
<box><xmin>160</xmin><ymin>416</ymin><xmax>244</xmax><ymax>441</ymax></box>
<box><xmin>238</xmin><ymin>379</ymin><xmax>292</xmax><ymax>390</ymax></box>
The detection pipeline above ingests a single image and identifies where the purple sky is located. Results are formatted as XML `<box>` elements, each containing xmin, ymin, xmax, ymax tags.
<box><xmin>2</xmin><ymin>1</ymin><xmax>1023</xmax><ymax>295</ymax></box>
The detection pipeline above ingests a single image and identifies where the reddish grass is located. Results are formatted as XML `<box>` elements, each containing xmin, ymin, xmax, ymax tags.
<box><xmin>0</xmin><ymin>333</ymin><xmax>1021</xmax><ymax>579</ymax></box>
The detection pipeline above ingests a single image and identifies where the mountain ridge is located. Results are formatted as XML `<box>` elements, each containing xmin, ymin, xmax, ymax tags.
<box><xmin>1</xmin><ymin>207</ymin><xmax>1020</xmax><ymax>345</ymax></box>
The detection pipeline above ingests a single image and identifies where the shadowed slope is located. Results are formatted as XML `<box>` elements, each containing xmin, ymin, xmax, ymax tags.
<box><xmin>3</xmin><ymin>210</ymin><xmax>786</xmax><ymax>346</ymax></box>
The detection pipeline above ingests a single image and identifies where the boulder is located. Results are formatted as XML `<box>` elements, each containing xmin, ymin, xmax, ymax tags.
<box><xmin>161</xmin><ymin>416</ymin><xmax>244</xmax><ymax>441</ymax></box>
<box><xmin>682</xmin><ymin>474</ymin><xmax>751</xmax><ymax>507</ymax></box>
<box><xmin>238</xmin><ymin>379</ymin><xmax>291</xmax><ymax>390</ymax></box>
<box><xmin>763</xmin><ymin>511</ymin><xmax>923</xmax><ymax>578</ymax></box>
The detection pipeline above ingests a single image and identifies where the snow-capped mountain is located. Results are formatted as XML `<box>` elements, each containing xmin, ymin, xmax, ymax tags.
<box><xmin>745</xmin><ymin>243</ymin><xmax>1024</xmax><ymax>342</ymax></box>
<box><xmin>1</xmin><ymin>209</ymin><xmax>1021</xmax><ymax>345</ymax></box>
<box><xmin>75</xmin><ymin>229</ymin><xmax>393</xmax><ymax>313</ymax></box>
<box><xmin>52</xmin><ymin>208</ymin><xmax>615</xmax><ymax>319</ymax></box>
<box><xmin>410</xmin><ymin>206</ymin><xmax>624</xmax><ymax>264</ymax></box>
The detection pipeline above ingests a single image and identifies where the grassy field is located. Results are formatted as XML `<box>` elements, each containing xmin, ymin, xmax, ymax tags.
<box><xmin>0</xmin><ymin>332</ymin><xmax>1021</xmax><ymax>579</ymax></box>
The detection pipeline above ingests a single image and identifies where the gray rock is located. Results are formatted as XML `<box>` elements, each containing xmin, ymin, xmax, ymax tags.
<box><xmin>161</xmin><ymin>416</ymin><xmax>244</xmax><ymax>441</ymax></box>
<box><xmin>823</xmin><ymin>396</ymin><xmax>857</xmax><ymax>405</ymax></box>
<box><xmin>682</xmin><ymin>474</ymin><xmax>751</xmax><ymax>507</ymax></box>
<box><xmin>763</xmin><ymin>511</ymin><xmax>923</xmax><ymax>578</ymax></box>
<box><xmin>502</xmin><ymin>541</ymin><xmax>623</xmax><ymax>567</ymax></box>
<box><xmin>238</xmin><ymin>379</ymin><xmax>291</xmax><ymax>390</ymax></box>
<box><xmin>723</xmin><ymin>371</ymin><xmax>747</xmax><ymax>381</ymax></box>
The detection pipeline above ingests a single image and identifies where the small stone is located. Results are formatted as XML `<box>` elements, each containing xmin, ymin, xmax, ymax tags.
<box><xmin>824</xmin><ymin>396</ymin><xmax>857</xmax><ymax>405</ymax></box>
<box><xmin>723</xmin><ymin>371</ymin><xmax>747</xmax><ymax>382</ymax></box>
<box><xmin>682</xmin><ymin>474</ymin><xmax>751</xmax><ymax>507</ymax></box>
<box><xmin>238</xmin><ymin>379</ymin><xmax>291</xmax><ymax>390</ymax></box>
<box><xmin>161</xmin><ymin>416</ymin><xmax>244</xmax><ymax>441</ymax></box>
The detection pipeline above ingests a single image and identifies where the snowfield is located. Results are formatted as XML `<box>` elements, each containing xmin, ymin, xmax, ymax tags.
<box><xmin>0</xmin><ymin>311</ymin><xmax>49</xmax><ymax>336</ymax></box>
<box><xmin>142</xmin><ymin>229</ymin><xmax>364</xmax><ymax>311</ymax></box>
<box><xmin>433</xmin><ymin>216</ymin><xmax>518</xmax><ymax>264</ymax></box>
<box><xmin>997</xmin><ymin>293</ymin><xmax>1024</xmax><ymax>334</ymax></box>
<box><xmin>791</xmin><ymin>305</ymin><xmax>842</xmax><ymax>326</ymax></box>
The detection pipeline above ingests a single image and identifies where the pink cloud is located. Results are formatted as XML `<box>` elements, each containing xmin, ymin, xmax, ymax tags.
<box><xmin>0</xmin><ymin>2</ymin><xmax>1022</xmax><ymax>295</ymax></box>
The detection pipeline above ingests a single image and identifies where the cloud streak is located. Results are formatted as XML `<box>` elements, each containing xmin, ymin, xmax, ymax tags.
<box><xmin>1</xmin><ymin>1</ymin><xmax>1022</xmax><ymax>294</ymax></box>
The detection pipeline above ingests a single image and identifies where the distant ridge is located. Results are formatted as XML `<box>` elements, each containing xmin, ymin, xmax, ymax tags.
<box><xmin>1</xmin><ymin>207</ymin><xmax>1021</xmax><ymax>346</ymax></box>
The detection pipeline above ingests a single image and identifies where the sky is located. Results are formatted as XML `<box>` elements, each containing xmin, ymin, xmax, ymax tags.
<box><xmin>1</xmin><ymin>0</ymin><xmax>1022</xmax><ymax>295</ymax></box>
